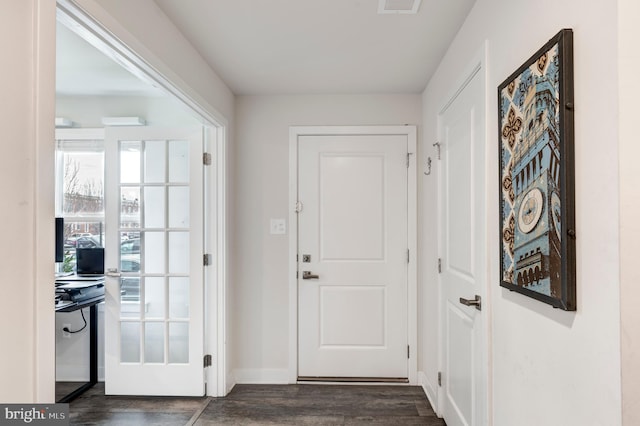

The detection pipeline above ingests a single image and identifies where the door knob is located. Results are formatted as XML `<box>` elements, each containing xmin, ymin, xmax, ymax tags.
<box><xmin>302</xmin><ymin>271</ymin><xmax>319</xmax><ymax>280</ymax></box>
<box><xmin>459</xmin><ymin>295</ymin><xmax>481</xmax><ymax>311</ymax></box>
<box><xmin>106</xmin><ymin>268</ymin><xmax>121</xmax><ymax>278</ymax></box>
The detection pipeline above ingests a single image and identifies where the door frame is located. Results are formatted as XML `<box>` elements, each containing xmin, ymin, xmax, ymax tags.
<box><xmin>436</xmin><ymin>43</ymin><xmax>491</xmax><ymax>421</ymax></box>
<box><xmin>288</xmin><ymin>125</ymin><xmax>418</xmax><ymax>384</ymax></box>
<box><xmin>54</xmin><ymin>1</ymin><xmax>229</xmax><ymax>397</ymax></box>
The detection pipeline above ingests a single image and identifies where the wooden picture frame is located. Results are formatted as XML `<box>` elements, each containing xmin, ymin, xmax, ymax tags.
<box><xmin>498</xmin><ymin>29</ymin><xmax>576</xmax><ymax>310</ymax></box>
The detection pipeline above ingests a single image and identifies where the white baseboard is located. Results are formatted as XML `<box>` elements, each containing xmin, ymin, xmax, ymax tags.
<box><xmin>233</xmin><ymin>369</ymin><xmax>289</xmax><ymax>384</ymax></box>
<box><xmin>418</xmin><ymin>371</ymin><xmax>439</xmax><ymax>416</ymax></box>
<box><xmin>226</xmin><ymin>371</ymin><xmax>236</xmax><ymax>394</ymax></box>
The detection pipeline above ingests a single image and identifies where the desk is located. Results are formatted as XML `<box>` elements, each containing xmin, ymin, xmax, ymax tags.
<box><xmin>55</xmin><ymin>294</ymin><xmax>104</xmax><ymax>403</ymax></box>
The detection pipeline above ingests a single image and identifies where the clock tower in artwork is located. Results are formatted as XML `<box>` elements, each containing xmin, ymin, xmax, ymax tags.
<box><xmin>512</xmin><ymin>72</ymin><xmax>562</xmax><ymax>297</ymax></box>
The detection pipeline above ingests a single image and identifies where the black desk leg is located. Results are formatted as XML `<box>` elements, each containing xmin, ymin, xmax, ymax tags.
<box><xmin>89</xmin><ymin>304</ymin><xmax>98</xmax><ymax>385</ymax></box>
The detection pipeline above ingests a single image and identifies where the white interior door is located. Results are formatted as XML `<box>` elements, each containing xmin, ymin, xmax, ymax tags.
<box><xmin>440</xmin><ymin>65</ymin><xmax>487</xmax><ymax>425</ymax></box>
<box><xmin>104</xmin><ymin>127</ymin><xmax>204</xmax><ymax>396</ymax></box>
<box><xmin>297</xmin><ymin>131</ymin><xmax>410</xmax><ymax>380</ymax></box>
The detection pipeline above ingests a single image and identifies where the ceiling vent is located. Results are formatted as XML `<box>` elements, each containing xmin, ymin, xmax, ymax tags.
<box><xmin>378</xmin><ymin>0</ymin><xmax>422</xmax><ymax>14</ymax></box>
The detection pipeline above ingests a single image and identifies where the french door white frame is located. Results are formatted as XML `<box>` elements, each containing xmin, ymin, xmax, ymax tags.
<box><xmin>288</xmin><ymin>125</ymin><xmax>418</xmax><ymax>384</ymax></box>
<box><xmin>54</xmin><ymin>1</ymin><xmax>229</xmax><ymax>397</ymax></box>
<box><xmin>436</xmin><ymin>43</ymin><xmax>491</xmax><ymax>422</ymax></box>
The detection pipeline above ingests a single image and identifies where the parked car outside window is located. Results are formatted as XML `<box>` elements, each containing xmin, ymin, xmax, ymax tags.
<box><xmin>65</xmin><ymin>233</ymin><xmax>96</xmax><ymax>247</ymax></box>
<box><xmin>120</xmin><ymin>256</ymin><xmax>140</xmax><ymax>273</ymax></box>
<box><xmin>75</xmin><ymin>236</ymin><xmax>102</xmax><ymax>248</ymax></box>
<box><xmin>120</xmin><ymin>238</ymin><xmax>140</xmax><ymax>255</ymax></box>
<box><xmin>120</xmin><ymin>253</ymin><xmax>140</xmax><ymax>301</ymax></box>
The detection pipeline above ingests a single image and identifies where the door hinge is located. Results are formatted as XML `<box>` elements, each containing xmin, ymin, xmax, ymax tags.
<box><xmin>204</xmin><ymin>354</ymin><xmax>212</xmax><ymax>368</ymax></box>
<box><xmin>406</xmin><ymin>152</ymin><xmax>413</xmax><ymax>168</ymax></box>
<box><xmin>204</xmin><ymin>254</ymin><xmax>212</xmax><ymax>266</ymax></box>
<box><xmin>203</xmin><ymin>152</ymin><xmax>212</xmax><ymax>165</ymax></box>
<box><xmin>438</xmin><ymin>371</ymin><xmax>442</xmax><ymax>387</ymax></box>
<box><xmin>407</xmin><ymin>345</ymin><xmax>410</xmax><ymax>359</ymax></box>
<box><xmin>438</xmin><ymin>258</ymin><xmax>442</xmax><ymax>273</ymax></box>
<box><xmin>407</xmin><ymin>249</ymin><xmax>410</xmax><ymax>263</ymax></box>
<box><xmin>295</xmin><ymin>201</ymin><xmax>303</xmax><ymax>213</ymax></box>
<box><xmin>433</xmin><ymin>142</ymin><xmax>441</xmax><ymax>160</ymax></box>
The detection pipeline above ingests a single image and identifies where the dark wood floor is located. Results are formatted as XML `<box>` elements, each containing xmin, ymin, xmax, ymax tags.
<box><xmin>68</xmin><ymin>383</ymin><xmax>445</xmax><ymax>425</ymax></box>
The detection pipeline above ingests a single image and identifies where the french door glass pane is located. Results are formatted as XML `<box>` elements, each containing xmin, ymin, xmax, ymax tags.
<box><xmin>168</xmin><ymin>232</ymin><xmax>189</xmax><ymax>274</ymax></box>
<box><xmin>144</xmin><ymin>187</ymin><xmax>165</xmax><ymax>228</ymax></box>
<box><xmin>145</xmin><ymin>277</ymin><xmax>165</xmax><ymax>319</ymax></box>
<box><xmin>144</xmin><ymin>322</ymin><xmax>165</xmax><ymax>363</ymax></box>
<box><xmin>168</xmin><ymin>186</ymin><xmax>189</xmax><ymax>228</ymax></box>
<box><xmin>120</xmin><ymin>141</ymin><xmax>141</xmax><ymax>184</ymax></box>
<box><xmin>169</xmin><ymin>277</ymin><xmax>190</xmax><ymax>319</ymax></box>
<box><xmin>120</xmin><ymin>277</ymin><xmax>140</xmax><ymax>318</ymax></box>
<box><xmin>169</xmin><ymin>140</ymin><xmax>189</xmax><ymax>183</ymax></box>
<box><xmin>120</xmin><ymin>187</ymin><xmax>140</xmax><ymax>228</ymax></box>
<box><xmin>144</xmin><ymin>232</ymin><xmax>166</xmax><ymax>273</ymax></box>
<box><xmin>169</xmin><ymin>322</ymin><xmax>189</xmax><ymax>364</ymax></box>
<box><xmin>121</xmin><ymin>322</ymin><xmax>140</xmax><ymax>363</ymax></box>
<box><xmin>144</xmin><ymin>140</ymin><xmax>166</xmax><ymax>183</ymax></box>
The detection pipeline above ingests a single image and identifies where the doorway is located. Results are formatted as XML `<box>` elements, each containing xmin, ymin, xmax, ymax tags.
<box><xmin>54</xmin><ymin>1</ymin><xmax>228</xmax><ymax>397</ymax></box>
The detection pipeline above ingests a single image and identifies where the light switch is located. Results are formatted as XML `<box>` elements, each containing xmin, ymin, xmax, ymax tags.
<box><xmin>270</xmin><ymin>219</ymin><xmax>286</xmax><ymax>235</ymax></box>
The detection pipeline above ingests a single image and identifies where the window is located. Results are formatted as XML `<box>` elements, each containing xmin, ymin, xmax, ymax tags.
<box><xmin>55</xmin><ymin>131</ymin><xmax>105</xmax><ymax>273</ymax></box>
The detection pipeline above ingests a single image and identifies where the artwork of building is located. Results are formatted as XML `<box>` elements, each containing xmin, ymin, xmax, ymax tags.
<box><xmin>501</xmin><ymin>44</ymin><xmax>562</xmax><ymax>297</ymax></box>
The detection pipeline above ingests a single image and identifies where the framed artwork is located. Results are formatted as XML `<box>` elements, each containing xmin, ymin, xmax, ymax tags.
<box><xmin>498</xmin><ymin>29</ymin><xmax>576</xmax><ymax>310</ymax></box>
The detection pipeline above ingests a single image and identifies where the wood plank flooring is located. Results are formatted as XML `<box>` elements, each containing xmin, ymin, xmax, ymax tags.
<box><xmin>68</xmin><ymin>383</ymin><xmax>446</xmax><ymax>425</ymax></box>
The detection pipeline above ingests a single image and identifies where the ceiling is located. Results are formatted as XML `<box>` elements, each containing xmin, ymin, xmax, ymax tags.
<box><xmin>56</xmin><ymin>0</ymin><xmax>477</xmax><ymax>97</ymax></box>
<box><xmin>154</xmin><ymin>0</ymin><xmax>477</xmax><ymax>95</ymax></box>
<box><xmin>56</xmin><ymin>23</ymin><xmax>163</xmax><ymax>97</ymax></box>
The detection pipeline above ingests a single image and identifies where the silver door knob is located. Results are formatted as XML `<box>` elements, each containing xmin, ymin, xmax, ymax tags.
<box><xmin>302</xmin><ymin>271</ymin><xmax>319</xmax><ymax>279</ymax></box>
<box><xmin>106</xmin><ymin>268</ymin><xmax>121</xmax><ymax>278</ymax></box>
<box><xmin>459</xmin><ymin>295</ymin><xmax>481</xmax><ymax>311</ymax></box>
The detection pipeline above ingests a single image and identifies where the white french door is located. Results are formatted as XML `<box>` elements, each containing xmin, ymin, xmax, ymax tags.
<box><xmin>104</xmin><ymin>127</ymin><xmax>205</xmax><ymax>396</ymax></box>
<box><xmin>296</xmin><ymin>128</ymin><xmax>414</xmax><ymax>380</ymax></box>
<box><xmin>439</xmin><ymin>63</ymin><xmax>487</xmax><ymax>425</ymax></box>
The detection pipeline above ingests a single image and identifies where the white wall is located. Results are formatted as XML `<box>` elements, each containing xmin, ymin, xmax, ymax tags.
<box><xmin>421</xmin><ymin>0</ymin><xmax>621</xmax><ymax>424</ymax></box>
<box><xmin>619</xmin><ymin>0</ymin><xmax>640</xmax><ymax>423</ymax></box>
<box><xmin>232</xmin><ymin>94</ymin><xmax>421</xmax><ymax>381</ymax></box>
<box><xmin>0</xmin><ymin>0</ymin><xmax>56</xmax><ymax>403</ymax></box>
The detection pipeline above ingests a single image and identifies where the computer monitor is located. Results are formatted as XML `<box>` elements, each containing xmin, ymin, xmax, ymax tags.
<box><xmin>55</xmin><ymin>217</ymin><xmax>64</xmax><ymax>263</ymax></box>
<box><xmin>76</xmin><ymin>247</ymin><xmax>104</xmax><ymax>276</ymax></box>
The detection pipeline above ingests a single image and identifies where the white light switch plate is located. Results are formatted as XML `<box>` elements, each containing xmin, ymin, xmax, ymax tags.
<box><xmin>270</xmin><ymin>219</ymin><xmax>286</xmax><ymax>235</ymax></box>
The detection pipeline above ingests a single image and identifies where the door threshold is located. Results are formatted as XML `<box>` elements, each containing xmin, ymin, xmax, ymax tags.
<box><xmin>297</xmin><ymin>376</ymin><xmax>409</xmax><ymax>383</ymax></box>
